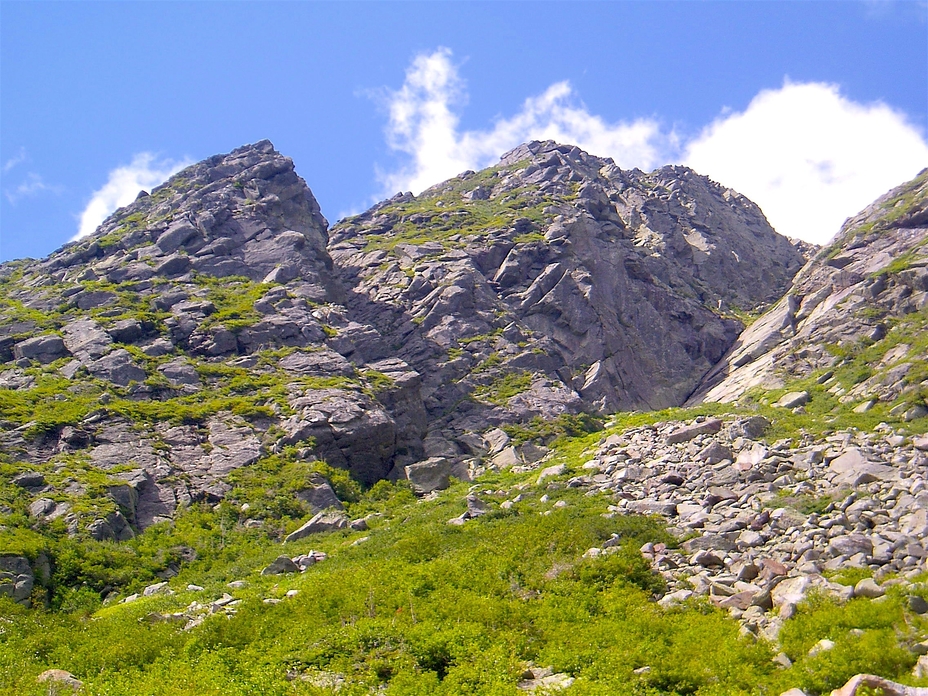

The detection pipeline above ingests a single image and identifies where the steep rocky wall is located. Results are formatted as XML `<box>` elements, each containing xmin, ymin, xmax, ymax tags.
<box><xmin>0</xmin><ymin>139</ymin><xmax>807</xmax><ymax>539</ymax></box>
<box><xmin>689</xmin><ymin>169</ymin><xmax>928</xmax><ymax>408</ymax></box>
<box><xmin>330</xmin><ymin>140</ymin><xmax>806</xmax><ymax>427</ymax></box>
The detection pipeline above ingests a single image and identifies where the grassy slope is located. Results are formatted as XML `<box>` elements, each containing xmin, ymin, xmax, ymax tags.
<box><xmin>3</xmin><ymin>406</ymin><xmax>927</xmax><ymax>696</ymax></box>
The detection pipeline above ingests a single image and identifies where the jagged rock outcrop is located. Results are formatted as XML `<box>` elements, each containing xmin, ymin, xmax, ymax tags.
<box><xmin>0</xmin><ymin>141</ymin><xmax>430</xmax><ymax>534</ymax></box>
<box><xmin>330</xmin><ymin>140</ymin><xmax>805</xmax><ymax>432</ymax></box>
<box><xmin>689</xmin><ymin>169</ymin><xmax>928</xmax><ymax>407</ymax></box>
<box><xmin>0</xmin><ymin>139</ymin><xmax>806</xmax><ymax>539</ymax></box>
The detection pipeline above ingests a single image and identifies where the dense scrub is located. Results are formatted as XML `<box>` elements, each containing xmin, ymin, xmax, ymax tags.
<box><xmin>3</xmin><ymin>407</ymin><xmax>928</xmax><ymax>695</ymax></box>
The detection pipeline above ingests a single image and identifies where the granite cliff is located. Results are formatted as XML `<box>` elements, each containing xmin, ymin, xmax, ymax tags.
<box><xmin>3</xmin><ymin>142</ymin><xmax>928</xmax><ymax>696</ymax></box>
<box><xmin>0</xmin><ymin>140</ymin><xmax>806</xmax><ymax>538</ymax></box>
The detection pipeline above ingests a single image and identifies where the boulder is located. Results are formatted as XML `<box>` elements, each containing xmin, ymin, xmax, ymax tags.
<box><xmin>87</xmin><ymin>511</ymin><xmax>135</xmax><ymax>542</ymax></box>
<box><xmin>537</xmin><ymin>463</ymin><xmax>567</xmax><ymax>484</ymax></box>
<box><xmin>465</xmin><ymin>494</ymin><xmax>489</xmax><ymax>518</ymax></box>
<box><xmin>829</xmin><ymin>674</ymin><xmax>928</xmax><ymax>696</ymax></box>
<box><xmin>11</xmin><ymin>471</ymin><xmax>45</xmax><ymax>489</ymax></box>
<box><xmin>158</xmin><ymin>359</ymin><xmax>200</xmax><ymax>387</ymax></box>
<box><xmin>628</xmin><ymin>500</ymin><xmax>678</xmax><ymax>517</ymax></box>
<box><xmin>109</xmin><ymin>318</ymin><xmax>144</xmax><ymax>343</ymax></box>
<box><xmin>36</xmin><ymin>669</ymin><xmax>83</xmax><ymax>694</ymax></box>
<box><xmin>13</xmin><ymin>334</ymin><xmax>68</xmax><ymax>364</ymax></box>
<box><xmin>88</xmin><ymin>348</ymin><xmax>147</xmax><ymax>386</ymax></box>
<box><xmin>261</xmin><ymin>555</ymin><xmax>300</xmax><ymax>575</ymax></box>
<box><xmin>853</xmin><ymin>577</ymin><xmax>884</xmax><ymax>599</ymax></box>
<box><xmin>62</xmin><ymin>318</ymin><xmax>112</xmax><ymax>360</ymax></box>
<box><xmin>665</xmin><ymin>418</ymin><xmax>722</xmax><ymax>444</ymax></box>
<box><xmin>285</xmin><ymin>510</ymin><xmax>349</xmax><ymax>543</ymax></box>
<box><xmin>157</xmin><ymin>220</ymin><xmax>200</xmax><ymax>253</ymax></box>
<box><xmin>0</xmin><ymin>555</ymin><xmax>35</xmax><ymax>605</ymax></box>
<box><xmin>491</xmin><ymin>446</ymin><xmax>521</xmax><ymax>468</ymax></box>
<box><xmin>776</xmin><ymin>391</ymin><xmax>810</xmax><ymax>409</ymax></box>
<box><xmin>404</xmin><ymin>457</ymin><xmax>454</xmax><ymax>494</ymax></box>
<box><xmin>827</xmin><ymin>534</ymin><xmax>873</xmax><ymax>559</ymax></box>
<box><xmin>293</xmin><ymin>478</ymin><xmax>344</xmax><ymax>513</ymax></box>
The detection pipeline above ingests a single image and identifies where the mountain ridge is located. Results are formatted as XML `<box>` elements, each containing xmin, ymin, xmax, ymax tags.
<box><xmin>2</xmin><ymin>140</ymin><xmax>928</xmax><ymax>696</ymax></box>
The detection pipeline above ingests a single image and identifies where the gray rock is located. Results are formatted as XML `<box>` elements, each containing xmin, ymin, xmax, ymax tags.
<box><xmin>28</xmin><ymin>498</ymin><xmax>60</xmax><ymax>519</ymax></box>
<box><xmin>0</xmin><ymin>555</ymin><xmax>35</xmax><ymax>605</ymax></box>
<box><xmin>284</xmin><ymin>510</ymin><xmax>349</xmax><ymax>543</ymax></box>
<box><xmin>776</xmin><ymin>391</ymin><xmax>810</xmax><ymax>409</ymax></box>
<box><xmin>62</xmin><ymin>318</ymin><xmax>112</xmax><ymax>360</ymax></box>
<box><xmin>665</xmin><ymin>418</ymin><xmax>722</xmax><ymax>444</ymax></box>
<box><xmin>827</xmin><ymin>534</ymin><xmax>873</xmax><ymax>559</ymax></box>
<box><xmin>155</xmin><ymin>253</ymin><xmax>192</xmax><ymax>277</ymax></box>
<box><xmin>465</xmin><ymin>494</ymin><xmax>489</xmax><ymax>517</ymax></box>
<box><xmin>13</xmin><ymin>334</ymin><xmax>68</xmax><ymax>363</ymax></box>
<box><xmin>293</xmin><ymin>478</ymin><xmax>344</xmax><ymax>513</ymax></box>
<box><xmin>491</xmin><ymin>446</ymin><xmax>521</xmax><ymax>468</ymax></box>
<box><xmin>36</xmin><ymin>669</ymin><xmax>83</xmax><ymax>693</ymax></box>
<box><xmin>140</xmin><ymin>338</ymin><xmax>174</xmax><ymax>356</ymax></box>
<box><xmin>73</xmin><ymin>289</ymin><xmax>116</xmax><ymax>309</ymax></box>
<box><xmin>261</xmin><ymin>555</ymin><xmax>300</xmax><ymax>575</ymax></box>
<box><xmin>682</xmin><ymin>535</ymin><xmax>738</xmax><ymax>553</ymax></box>
<box><xmin>853</xmin><ymin>577</ymin><xmax>884</xmax><ymax>598</ymax></box>
<box><xmin>537</xmin><ymin>463</ymin><xmax>567</xmax><ymax>484</ymax></box>
<box><xmin>830</xmin><ymin>673</ymin><xmax>928</xmax><ymax>696</ymax></box>
<box><xmin>88</xmin><ymin>348</ymin><xmax>147</xmax><ymax>386</ymax></box>
<box><xmin>157</xmin><ymin>221</ymin><xmax>200</xmax><ymax>253</ymax></box>
<box><xmin>483</xmin><ymin>428</ymin><xmax>510</xmax><ymax>454</ymax></box>
<box><xmin>142</xmin><ymin>581</ymin><xmax>171</xmax><ymax>596</ymax></box>
<box><xmin>628</xmin><ymin>500</ymin><xmax>678</xmax><ymax>517</ymax></box>
<box><xmin>158</xmin><ymin>359</ymin><xmax>200</xmax><ymax>387</ymax></box>
<box><xmin>349</xmin><ymin>517</ymin><xmax>369</xmax><ymax>531</ymax></box>
<box><xmin>697</xmin><ymin>441</ymin><xmax>732</xmax><ymax>464</ymax></box>
<box><xmin>12</xmin><ymin>471</ymin><xmax>45</xmax><ymax>489</ymax></box>
<box><xmin>109</xmin><ymin>319</ymin><xmax>144</xmax><ymax>343</ymax></box>
<box><xmin>87</xmin><ymin>511</ymin><xmax>134</xmax><ymax>542</ymax></box>
<box><xmin>405</xmin><ymin>457</ymin><xmax>454</xmax><ymax>494</ymax></box>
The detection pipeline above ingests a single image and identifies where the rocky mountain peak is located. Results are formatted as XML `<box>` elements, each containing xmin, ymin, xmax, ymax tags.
<box><xmin>331</xmin><ymin>140</ymin><xmax>806</xmax><ymax>416</ymax></box>
<box><xmin>0</xmin><ymin>140</ymin><xmax>809</xmax><ymax>546</ymax></box>
<box><xmin>689</xmin><ymin>168</ymin><xmax>928</xmax><ymax>407</ymax></box>
<box><xmin>39</xmin><ymin>140</ymin><xmax>335</xmax><ymax>297</ymax></box>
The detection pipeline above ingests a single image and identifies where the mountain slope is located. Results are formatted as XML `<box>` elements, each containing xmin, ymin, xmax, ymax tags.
<box><xmin>330</xmin><ymin>140</ymin><xmax>805</xmax><ymax>426</ymax></box>
<box><xmin>2</xmin><ymin>144</ymin><xmax>928</xmax><ymax>696</ymax></box>
<box><xmin>689</xmin><ymin>168</ymin><xmax>928</xmax><ymax>416</ymax></box>
<box><xmin>0</xmin><ymin>140</ymin><xmax>806</xmax><ymax>544</ymax></box>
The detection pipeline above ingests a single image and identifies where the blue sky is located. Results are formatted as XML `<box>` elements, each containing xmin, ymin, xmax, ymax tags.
<box><xmin>1</xmin><ymin>1</ymin><xmax>926</xmax><ymax>262</ymax></box>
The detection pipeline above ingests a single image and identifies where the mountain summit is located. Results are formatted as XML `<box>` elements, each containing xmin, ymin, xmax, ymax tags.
<box><xmin>3</xmin><ymin>141</ymin><xmax>928</xmax><ymax>696</ymax></box>
<box><xmin>0</xmin><ymin>140</ymin><xmax>806</xmax><ymax>530</ymax></box>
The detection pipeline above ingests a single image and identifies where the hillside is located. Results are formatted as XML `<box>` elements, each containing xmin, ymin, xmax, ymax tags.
<box><xmin>690</xmin><ymin>168</ymin><xmax>928</xmax><ymax>410</ymax></box>
<box><xmin>1</xmin><ymin>142</ymin><xmax>927</xmax><ymax>696</ymax></box>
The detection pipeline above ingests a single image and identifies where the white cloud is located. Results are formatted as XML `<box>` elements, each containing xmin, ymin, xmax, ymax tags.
<box><xmin>74</xmin><ymin>153</ymin><xmax>192</xmax><ymax>241</ymax></box>
<box><xmin>376</xmin><ymin>51</ymin><xmax>928</xmax><ymax>245</ymax></box>
<box><xmin>684</xmin><ymin>81</ymin><xmax>928</xmax><ymax>244</ymax></box>
<box><xmin>378</xmin><ymin>47</ymin><xmax>671</xmax><ymax>197</ymax></box>
<box><xmin>4</xmin><ymin>172</ymin><xmax>63</xmax><ymax>205</ymax></box>
<box><xmin>3</xmin><ymin>147</ymin><xmax>28</xmax><ymax>173</ymax></box>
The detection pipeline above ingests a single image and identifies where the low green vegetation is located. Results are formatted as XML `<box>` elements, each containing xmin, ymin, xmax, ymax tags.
<box><xmin>333</xmin><ymin>161</ymin><xmax>565</xmax><ymax>256</ymax></box>
<box><xmin>2</xmin><ymin>400</ymin><xmax>928</xmax><ymax>694</ymax></box>
<box><xmin>473</xmin><ymin>371</ymin><xmax>534</xmax><ymax>406</ymax></box>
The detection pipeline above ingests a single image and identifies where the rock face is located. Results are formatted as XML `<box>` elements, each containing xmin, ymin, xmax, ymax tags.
<box><xmin>0</xmin><ymin>141</ymin><xmax>431</xmax><ymax>534</ymax></box>
<box><xmin>690</xmin><ymin>169</ymin><xmax>928</xmax><ymax>407</ymax></box>
<box><xmin>330</xmin><ymin>140</ymin><xmax>804</xmax><ymax>423</ymax></box>
<box><xmin>0</xmin><ymin>139</ymin><xmax>807</xmax><ymax>542</ymax></box>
